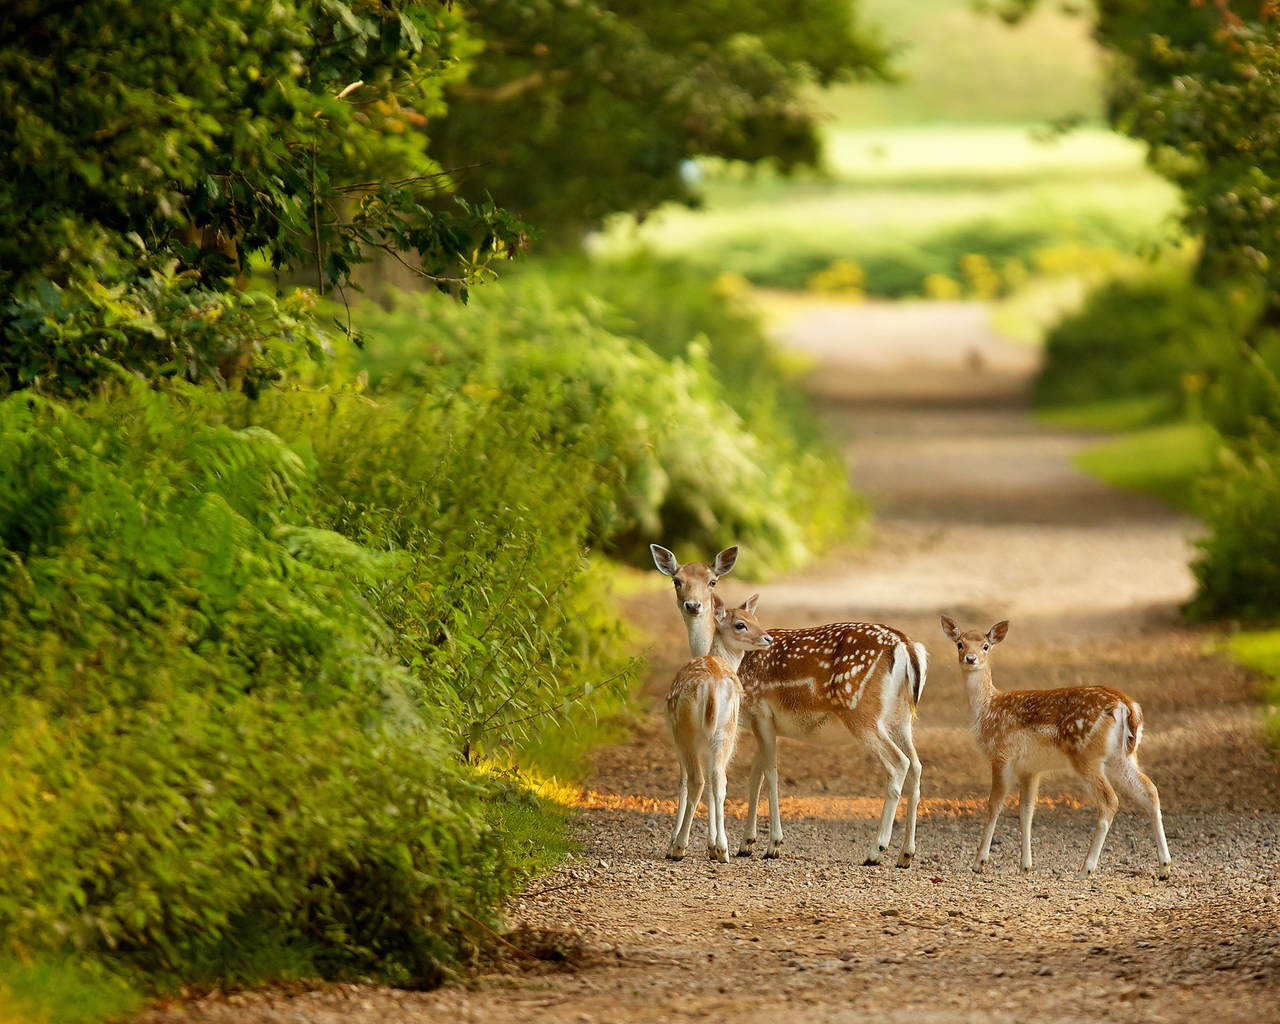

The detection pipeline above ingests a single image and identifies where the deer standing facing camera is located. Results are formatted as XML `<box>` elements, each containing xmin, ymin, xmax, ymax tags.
<box><xmin>942</xmin><ymin>615</ymin><xmax>1171</xmax><ymax>879</ymax></box>
<box><xmin>665</xmin><ymin>594</ymin><xmax>773</xmax><ymax>863</ymax></box>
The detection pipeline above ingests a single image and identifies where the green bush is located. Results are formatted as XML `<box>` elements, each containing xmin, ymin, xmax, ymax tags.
<box><xmin>0</xmin><ymin>386</ymin><xmax>512</xmax><ymax>982</ymax></box>
<box><xmin>1188</xmin><ymin>430</ymin><xmax>1280</xmax><ymax>623</ymax></box>
<box><xmin>0</xmin><ymin>380</ymin><xmax>630</xmax><ymax>986</ymax></box>
<box><xmin>1034</xmin><ymin>271</ymin><xmax>1241</xmax><ymax>407</ymax></box>
<box><xmin>349</xmin><ymin>274</ymin><xmax>859</xmax><ymax>574</ymax></box>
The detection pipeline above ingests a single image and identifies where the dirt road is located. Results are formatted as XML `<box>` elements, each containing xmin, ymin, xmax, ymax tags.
<box><xmin>157</xmin><ymin>301</ymin><xmax>1280</xmax><ymax>1024</ymax></box>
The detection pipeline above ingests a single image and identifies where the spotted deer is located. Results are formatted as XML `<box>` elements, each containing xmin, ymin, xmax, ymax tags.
<box><xmin>941</xmin><ymin>616</ymin><xmax>1171</xmax><ymax>879</ymax></box>
<box><xmin>650</xmin><ymin>545</ymin><xmax>928</xmax><ymax>867</ymax></box>
<box><xmin>665</xmin><ymin>594</ymin><xmax>774</xmax><ymax>862</ymax></box>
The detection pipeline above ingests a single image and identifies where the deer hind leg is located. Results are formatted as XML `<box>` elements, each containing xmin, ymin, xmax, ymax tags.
<box><xmin>865</xmin><ymin>724</ymin><xmax>910</xmax><ymax>866</ymax></box>
<box><xmin>666</xmin><ymin>761</ymin><xmax>689</xmax><ymax>860</ymax></box>
<box><xmin>1078</xmin><ymin>766</ymin><xmax>1119</xmax><ymax>878</ymax></box>
<box><xmin>891</xmin><ymin>718</ymin><xmax>922</xmax><ymax>869</ymax></box>
<box><xmin>975</xmin><ymin>761</ymin><xmax>1014</xmax><ymax>873</ymax></box>
<box><xmin>671</xmin><ymin>758</ymin><xmax>704</xmax><ymax>861</ymax></box>
<box><xmin>1018</xmin><ymin>773</ymin><xmax>1041</xmax><ymax>875</ymax></box>
<box><xmin>1111</xmin><ymin>755</ymin><xmax>1171</xmax><ymax>879</ymax></box>
<box><xmin>738</xmin><ymin>727</ymin><xmax>766</xmax><ymax>857</ymax></box>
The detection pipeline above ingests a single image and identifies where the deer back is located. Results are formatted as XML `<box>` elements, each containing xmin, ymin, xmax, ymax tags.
<box><xmin>737</xmin><ymin>622</ymin><xmax>918</xmax><ymax>726</ymax></box>
<box><xmin>982</xmin><ymin>684</ymin><xmax>1141</xmax><ymax>760</ymax></box>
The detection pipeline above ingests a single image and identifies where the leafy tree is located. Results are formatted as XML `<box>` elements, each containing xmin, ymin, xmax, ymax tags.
<box><xmin>0</xmin><ymin>0</ymin><xmax>526</xmax><ymax>393</ymax></box>
<box><xmin>995</xmin><ymin>2</ymin><xmax>1280</xmax><ymax>311</ymax></box>
<box><xmin>429</xmin><ymin>0</ymin><xmax>889</xmax><ymax>234</ymax></box>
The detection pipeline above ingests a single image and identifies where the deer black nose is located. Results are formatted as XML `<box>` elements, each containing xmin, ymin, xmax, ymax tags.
<box><xmin>964</xmin><ymin>653</ymin><xmax>978</xmax><ymax>665</ymax></box>
<box><xmin>761</xmin><ymin>634</ymin><xmax>773</xmax><ymax>645</ymax></box>
<box><xmin>683</xmin><ymin>600</ymin><xmax>702</xmax><ymax>615</ymax></box>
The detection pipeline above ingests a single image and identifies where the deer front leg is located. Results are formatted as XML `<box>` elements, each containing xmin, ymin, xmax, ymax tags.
<box><xmin>756</xmin><ymin>720</ymin><xmax>784</xmax><ymax>858</ymax></box>
<box><xmin>737</xmin><ymin>736</ymin><xmax>766</xmax><ymax>856</ymax></box>
<box><xmin>1018</xmin><ymin>773</ymin><xmax>1041</xmax><ymax>875</ymax></box>
<box><xmin>974</xmin><ymin>761</ymin><xmax>1013</xmax><ymax>873</ymax></box>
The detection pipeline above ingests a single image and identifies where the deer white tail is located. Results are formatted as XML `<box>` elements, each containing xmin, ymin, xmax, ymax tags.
<box><xmin>899</xmin><ymin>641</ymin><xmax>928</xmax><ymax>716</ymax></box>
<box><xmin>1117</xmin><ymin>698</ymin><xmax>1142</xmax><ymax>757</ymax></box>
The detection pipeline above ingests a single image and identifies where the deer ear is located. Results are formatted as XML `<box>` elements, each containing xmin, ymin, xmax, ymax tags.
<box><xmin>988</xmin><ymin>620</ymin><xmax>1010</xmax><ymax>644</ymax></box>
<box><xmin>743</xmin><ymin>593</ymin><xmax>760</xmax><ymax>615</ymax></box>
<box><xmin>713</xmin><ymin>593</ymin><xmax>728</xmax><ymax>623</ymax></box>
<box><xmin>650</xmin><ymin>544</ymin><xmax>679</xmax><ymax>576</ymax></box>
<box><xmin>940</xmin><ymin>615</ymin><xmax>962</xmax><ymax>641</ymax></box>
<box><xmin>712</xmin><ymin>545</ymin><xmax>738</xmax><ymax>577</ymax></box>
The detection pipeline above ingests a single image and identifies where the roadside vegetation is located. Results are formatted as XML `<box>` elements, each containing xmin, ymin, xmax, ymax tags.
<box><xmin>0</xmin><ymin>0</ymin><xmax>872</xmax><ymax>1012</ymax></box>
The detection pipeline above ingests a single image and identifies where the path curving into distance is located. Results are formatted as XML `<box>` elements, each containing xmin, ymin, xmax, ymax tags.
<box><xmin>152</xmin><ymin>299</ymin><xmax>1280</xmax><ymax>1024</ymax></box>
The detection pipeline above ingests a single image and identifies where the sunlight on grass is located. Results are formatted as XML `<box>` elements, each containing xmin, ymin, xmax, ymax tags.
<box><xmin>1223</xmin><ymin>631</ymin><xmax>1280</xmax><ymax>746</ymax></box>
<box><xmin>0</xmin><ymin>959</ymin><xmax>142</xmax><ymax>1024</ymax></box>
<box><xmin>824</xmin><ymin>126</ymin><xmax>1149</xmax><ymax>183</ymax></box>
<box><xmin>1035</xmin><ymin>396</ymin><xmax>1177</xmax><ymax>432</ymax></box>
<box><xmin>1073</xmin><ymin>422</ymin><xmax>1217</xmax><ymax>511</ymax></box>
<box><xmin>592</xmin><ymin>126</ymin><xmax>1180</xmax><ymax>295</ymax></box>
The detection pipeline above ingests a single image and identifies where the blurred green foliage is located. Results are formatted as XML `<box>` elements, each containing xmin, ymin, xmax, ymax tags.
<box><xmin>432</xmin><ymin>0</ymin><xmax>888</xmax><ymax>233</ymax></box>
<box><xmin>348</xmin><ymin>264</ymin><xmax>858</xmax><ymax>575</ymax></box>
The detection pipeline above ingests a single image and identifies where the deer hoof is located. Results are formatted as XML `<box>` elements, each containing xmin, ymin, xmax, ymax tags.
<box><xmin>971</xmin><ymin>861</ymin><xmax>986</xmax><ymax>875</ymax></box>
<box><xmin>1157</xmin><ymin>862</ymin><xmax>1171</xmax><ymax>881</ymax></box>
<box><xmin>1021</xmin><ymin>865</ymin><xmax>1032</xmax><ymax>876</ymax></box>
<box><xmin>763</xmin><ymin>842</ymin><xmax>782</xmax><ymax>859</ymax></box>
<box><xmin>736</xmin><ymin>847</ymin><xmax>754</xmax><ymax>858</ymax></box>
<box><xmin>895</xmin><ymin>852</ymin><xmax>913</xmax><ymax>869</ymax></box>
<box><xmin>714</xmin><ymin>847</ymin><xmax>730</xmax><ymax>864</ymax></box>
<box><xmin>862</xmin><ymin>856</ymin><xmax>881</xmax><ymax>867</ymax></box>
<box><xmin>665</xmin><ymin>848</ymin><xmax>685</xmax><ymax>861</ymax></box>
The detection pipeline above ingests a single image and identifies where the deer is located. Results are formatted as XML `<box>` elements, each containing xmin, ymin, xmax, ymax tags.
<box><xmin>651</xmin><ymin>545</ymin><xmax>928</xmax><ymax>868</ymax></box>
<box><xmin>665</xmin><ymin>593</ymin><xmax>774</xmax><ymax>862</ymax></box>
<box><xmin>941</xmin><ymin>615</ymin><xmax>1171</xmax><ymax>880</ymax></box>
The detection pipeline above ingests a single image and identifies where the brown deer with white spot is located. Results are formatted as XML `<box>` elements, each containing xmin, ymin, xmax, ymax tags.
<box><xmin>665</xmin><ymin>594</ymin><xmax>774</xmax><ymax>862</ymax></box>
<box><xmin>941</xmin><ymin>615</ymin><xmax>1171</xmax><ymax>879</ymax></box>
<box><xmin>650</xmin><ymin>545</ymin><xmax>928</xmax><ymax>867</ymax></box>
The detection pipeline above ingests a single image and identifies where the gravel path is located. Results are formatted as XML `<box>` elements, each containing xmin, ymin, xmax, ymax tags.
<box><xmin>149</xmin><ymin>300</ymin><xmax>1280</xmax><ymax>1024</ymax></box>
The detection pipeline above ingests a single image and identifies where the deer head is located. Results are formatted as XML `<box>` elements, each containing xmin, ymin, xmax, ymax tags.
<box><xmin>713</xmin><ymin>592</ymin><xmax>773</xmax><ymax>655</ymax></box>
<box><xmin>651</xmin><ymin>544</ymin><xmax>739</xmax><ymax>658</ymax></box>
<box><xmin>941</xmin><ymin>615</ymin><xmax>1009</xmax><ymax>670</ymax></box>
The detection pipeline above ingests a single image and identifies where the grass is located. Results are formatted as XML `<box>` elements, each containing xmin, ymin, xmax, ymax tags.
<box><xmin>1073</xmin><ymin>422</ymin><xmax>1218</xmax><ymax>511</ymax></box>
<box><xmin>0</xmin><ymin>958</ymin><xmax>143</xmax><ymax>1024</ymax></box>
<box><xmin>1223</xmin><ymin>630</ymin><xmax>1280</xmax><ymax>747</ymax></box>
<box><xmin>1035</xmin><ymin>396</ymin><xmax>1178</xmax><ymax>432</ymax></box>
<box><xmin>593</xmin><ymin>126</ymin><xmax>1180</xmax><ymax>294</ymax></box>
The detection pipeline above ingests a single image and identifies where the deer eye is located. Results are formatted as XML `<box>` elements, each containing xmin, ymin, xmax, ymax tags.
<box><xmin>983</xmin><ymin>644</ymin><xmax>989</xmax><ymax>651</ymax></box>
<box><xmin>735</xmin><ymin>621</ymin><xmax>746</xmax><ymax>630</ymax></box>
<box><xmin>709</xmin><ymin>579</ymin><xmax>717</xmax><ymax>588</ymax></box>
<box><xmin>956</xmin><ymin>642</ymin><xmax>963</xmax><ymax>650</ymax></box>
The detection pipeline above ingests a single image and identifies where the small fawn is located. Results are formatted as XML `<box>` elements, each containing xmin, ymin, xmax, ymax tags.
<box><xmin>652</xmin><ymin>543</ymin><xmax>928</xmax><ymax>867</ymax></box>
<box><xmin>665</xmin><ymin>593</ymin><xmax>774</xmax><ymax>862</ymax></box>
<box><xmin>942</xmin><ymin>616</ymin><xmax>1171</xmax><ymax>879</ymax></box>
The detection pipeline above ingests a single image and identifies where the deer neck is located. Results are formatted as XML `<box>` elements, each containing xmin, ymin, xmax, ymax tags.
<box><xmin>685</xmin><ymin>611</ymin><xmax>715</xmax><ymax>659</ymax></box>
<box><xmin>709</xmin><ymin>632</ymin><xmax>743</xmax><ymax>671</ymax></box>
<box><xmin>962</xmin><ymin>664</ymin><xmax>997</xmax><ymax>719</ymax></box>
